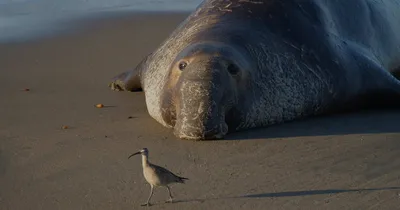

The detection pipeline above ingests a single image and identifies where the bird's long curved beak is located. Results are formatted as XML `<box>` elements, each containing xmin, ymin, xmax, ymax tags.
<box><xmin>128</xmin><ymin>151</ymin><xmax>141</xmax><ymax>159</ymax></box>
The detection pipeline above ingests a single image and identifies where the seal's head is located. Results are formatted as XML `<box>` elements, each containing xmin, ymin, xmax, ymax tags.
<box><xmin>161</xmin><ymin>41</ymin><xmax>252</xmax><ymax>140</ymax></box>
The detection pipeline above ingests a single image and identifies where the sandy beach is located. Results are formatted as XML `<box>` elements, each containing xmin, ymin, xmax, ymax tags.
<box><xmin>1</xmin><ymin>12</ymin><xmax>400</xmax><ymax>210</ymax></box>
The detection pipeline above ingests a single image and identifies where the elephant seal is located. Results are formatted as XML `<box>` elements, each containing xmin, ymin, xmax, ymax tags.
<box><xmin>109</xmin><ymin>0</ymin><xmax>400</xmax><ymax>140</ymax></box>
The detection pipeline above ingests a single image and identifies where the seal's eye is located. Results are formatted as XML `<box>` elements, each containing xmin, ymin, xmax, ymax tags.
<box><xmin>178</xmin><ymin>61</ymin><xmax>187</xmax><ymax>71</ymax></box>
<box><xmin>227</xmin><ymin>64</ymin><xmax>239</xmax><ymax>75</ymax></box>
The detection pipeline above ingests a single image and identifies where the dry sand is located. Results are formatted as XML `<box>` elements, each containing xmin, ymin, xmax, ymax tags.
<box><xmin>1</xmin><ymin>12</ymin><xmax>400</xmax><ymax>210</ymax></box>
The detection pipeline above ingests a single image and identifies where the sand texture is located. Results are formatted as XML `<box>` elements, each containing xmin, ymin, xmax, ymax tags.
<box><xmin>1</xmin><ymin>13</ymin><xmax>400</xmax><ymax>210</ymax></box>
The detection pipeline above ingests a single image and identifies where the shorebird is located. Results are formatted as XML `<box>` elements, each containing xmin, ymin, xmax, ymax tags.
<box><xmin>128</xmin><ymin>148</ymin><xmax>188</xmax><ymax>207</ymax></box>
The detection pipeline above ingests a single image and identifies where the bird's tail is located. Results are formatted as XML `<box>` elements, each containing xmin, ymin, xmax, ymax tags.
<box><xmin>178</xmin><ymin>176</ymin><xmax>189</xmax><ymax>183</ymax></box>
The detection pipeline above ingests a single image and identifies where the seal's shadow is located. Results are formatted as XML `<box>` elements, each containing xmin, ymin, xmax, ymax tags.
<box><xmin>225</xmin><ymin>110</ymin><xmax>400</xmax><ymax>140</ymax></box>
<box><xmin>173</xmin><ymin>187</ymin><xmax>400</xmax><ymax>204</ymax></box>
<box><xmin>239</xmin><ymin>187</ymin><xmax>400</xmax><ymax>198</ymax></box>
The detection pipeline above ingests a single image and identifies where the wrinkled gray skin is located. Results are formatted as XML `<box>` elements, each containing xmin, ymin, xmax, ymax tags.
<box><xmin>109</xmin><ymin>0</ymin><xmax>400</xmax><ymax>140</ymax></box>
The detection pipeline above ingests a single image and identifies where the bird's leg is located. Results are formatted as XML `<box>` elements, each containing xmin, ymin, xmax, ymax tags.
<box><xmin>165</xmin><ymin>186</ymin><xmax>174</xmax><ymax>203</ymax></box>
<box><xmin>141</xmin><ymin>185</ymin><xmax>154</xmax><ymax>207</ymax></box>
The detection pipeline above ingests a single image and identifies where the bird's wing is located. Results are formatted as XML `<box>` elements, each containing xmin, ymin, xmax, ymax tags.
<box><xmin>151</xmin><ymin>164</ymin><xmax>181</xmax><ymax>179</ymax></box>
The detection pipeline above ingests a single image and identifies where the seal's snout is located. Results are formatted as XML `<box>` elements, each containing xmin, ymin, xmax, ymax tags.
<box><xmin>173</xmin><ymin>64</ymin><xmax>232</xmax><ymax>140</ymax></box>
<box><xmin>168</xmin><ymin>42</ymin><xmax>246</xmax><ymax>140</ymax></box>
<box><xmin>173</xmin><ymin>80</ymin><xmax>230</xmax><ymax>140</ymax></box>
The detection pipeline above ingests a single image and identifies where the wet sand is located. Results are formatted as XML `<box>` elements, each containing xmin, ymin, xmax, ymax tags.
<box><xmin>1</xmin><ymin>12</ymin><xmax>400</xmax><ymax>210</ymax></box>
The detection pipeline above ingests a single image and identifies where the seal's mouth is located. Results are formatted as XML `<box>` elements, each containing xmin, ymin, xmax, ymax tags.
<box><xmin>173</xmin><ymin>117</ymin><xmax>229</xmax><ymax>140</ymax></box>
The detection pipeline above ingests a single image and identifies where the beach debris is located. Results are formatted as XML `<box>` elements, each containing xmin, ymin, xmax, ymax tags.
<box><xmin>95</xmin><ymin>104</ymin><xmax>104</xmax><ymax>108</ymax></box>
<box><xmin>22</xmin><ymin>88</ymin><xmax>30</xmax><ymax>91</ymax></box>
<box><xmin>61</xmin><ymin>125</ymin><xmax>69</xmax><ymax>129</ymax></box>
<box><xmin>128</xmin><ymin>148</ymin><xmax>188</xmax><ymax>207</ymax></box>
<box><xmin>128</xmin><ymin>116</ymin><xmax>134</xmax><ymax>119</ymax></box>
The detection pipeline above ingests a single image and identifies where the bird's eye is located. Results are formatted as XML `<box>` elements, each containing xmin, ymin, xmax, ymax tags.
<box><xmin>178</xmin><ymin>61</ymin><xmax>187</xmax><ymax>71</ymax></box>
<box><xmin>227</xmin><ymin>64</ymin><xmax>239</xmax><ymax>75</ymax></box>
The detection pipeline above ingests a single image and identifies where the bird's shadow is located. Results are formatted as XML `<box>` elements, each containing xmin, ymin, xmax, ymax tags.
<box><xmin>223</xmin><ymin>109</ymin><xmax>400</xmax><ymax>141</ymax></box>
<box><xmin>173</xmin><ymin>187</ymin><xmax>400</xmax><ymax>204</ymax></box>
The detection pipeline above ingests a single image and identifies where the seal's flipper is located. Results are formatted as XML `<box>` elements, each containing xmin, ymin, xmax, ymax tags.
<box><xmin>108</xmin><ymin>53</ymin><xmax>152</xmax><ymax>92</ymax></box>
<box><xmin>109</xmin><ymin>70</ymin><xmax>142</xmax><ymax>92</ymax></box>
